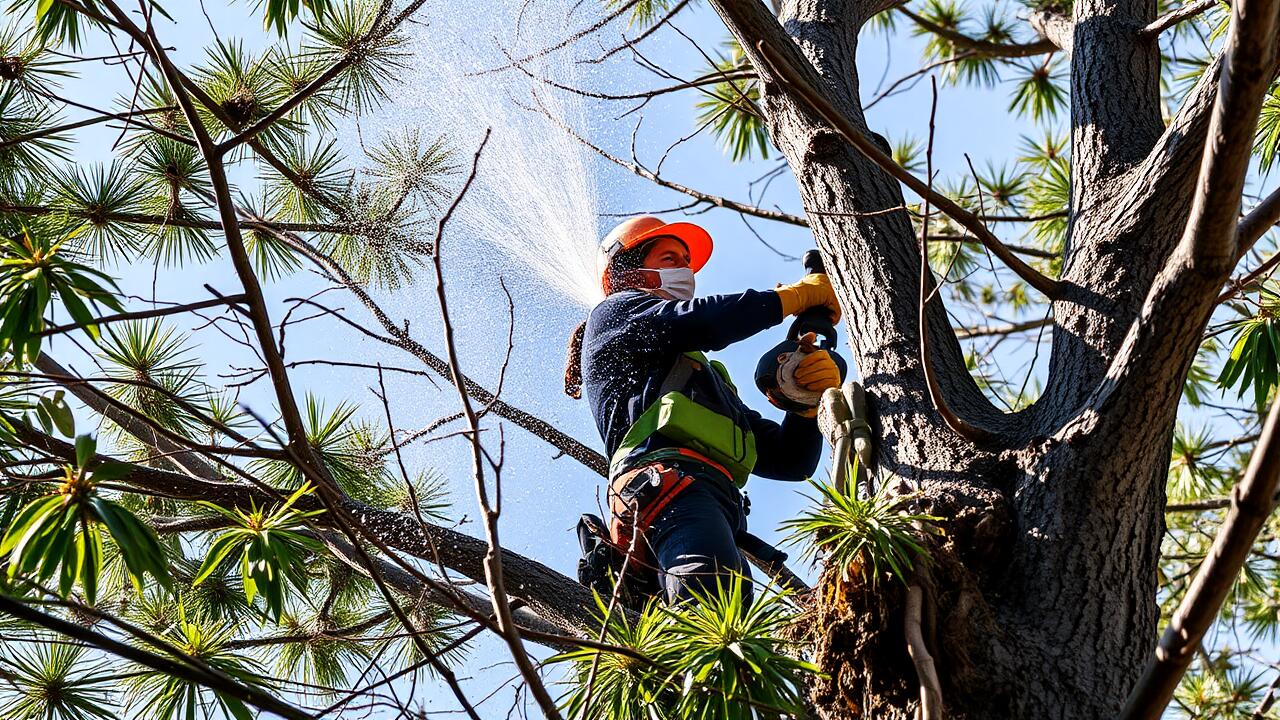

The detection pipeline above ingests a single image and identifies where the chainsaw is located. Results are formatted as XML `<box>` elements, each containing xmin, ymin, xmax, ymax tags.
<box><xmin>754</xmin><ymin>249</ymin><xmax>848</xmax><ymax>414</ymax></box>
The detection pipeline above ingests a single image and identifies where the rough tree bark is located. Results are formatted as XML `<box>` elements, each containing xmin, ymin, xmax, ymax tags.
<box><xmin>700</xmin><ymin>0</ymin><xmax>1280</xmax><ymax>717</ymax></box>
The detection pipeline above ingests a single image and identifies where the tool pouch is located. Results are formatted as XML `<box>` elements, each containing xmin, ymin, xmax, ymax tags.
<box><xmin>575</xmin><ymin>512</ymin><xmax>659</xmax><ymax>611</ymax></box>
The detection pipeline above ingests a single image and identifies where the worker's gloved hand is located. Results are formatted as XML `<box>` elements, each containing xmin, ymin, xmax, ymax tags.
<box><xmin>774</xmin><ymin>273</ymin><xmax>841</xmax><ymax>323</ymax></box>
<box><xmin>794</xmin><ymin>349</ymin><xmax>841</xmax><ymax>393</ymax></box>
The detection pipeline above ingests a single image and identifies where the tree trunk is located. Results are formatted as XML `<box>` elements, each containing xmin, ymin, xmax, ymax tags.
<box><xmin>705</xmin><ymin>0</ymin><xmax>1256</xmax><ymax>716</ymax></box>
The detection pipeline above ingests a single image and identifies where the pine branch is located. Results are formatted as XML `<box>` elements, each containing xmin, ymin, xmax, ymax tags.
<box><xmin>216</xmin><ymin>0</ymin><xmax>426</xmax><ymax>153</ymax></box>
<box><xmin>0</xmin><ymin>594</ymin><xmax>317</xmax><ymax>720</ymax></box>
<box><xmin>900</xmin><ymin>7</ymin><xmax>1060</xmax><ymax>57</ymax></box>
<box><xmin>0</xmin><ymin>105</ymin><xmax>175</xmax><ymax>151</ymax></box>
<box><xmin>0</xmin><ymin>201</ymin><xmax>364</xmax><ymax>234</ymax></box>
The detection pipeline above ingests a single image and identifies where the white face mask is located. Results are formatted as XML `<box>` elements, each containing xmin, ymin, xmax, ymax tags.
<box><xmin>653</xmin><ymin>267</ymin><xmax>695</xmax><ymax>300</ymax></box>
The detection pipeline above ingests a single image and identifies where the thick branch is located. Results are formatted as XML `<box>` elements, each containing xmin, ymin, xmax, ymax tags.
<box><xmin>1182</xmin><ymin>0</ymin><xmax>1280</xmax><ymax>267</ymax></box>
<box><xmin>1120</xmin><ymin>393</ymin><xmax>1280</xmax><ymax>719</ymax></box>
<box><xmin>1140</xmin><ymin>0</ymin><xmax>1220</xmax><ymax>37</ymax></box>
<box><xmin>744</xmin><ymin>31</ymin><xmax>1064</xmax><ymax>298</ymax></box>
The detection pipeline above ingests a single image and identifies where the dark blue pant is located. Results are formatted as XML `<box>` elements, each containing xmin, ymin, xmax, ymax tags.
<box><xmin>645</xmin><ymin>471</ymin><xmax>753</xmax><ymax>605</ymax></box>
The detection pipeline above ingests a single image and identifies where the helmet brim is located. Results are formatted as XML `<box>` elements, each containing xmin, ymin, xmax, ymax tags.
<box><xmin>628</xmin><ymin>221</ymin><xmax>714</xmax><ymax>272</ymax></box>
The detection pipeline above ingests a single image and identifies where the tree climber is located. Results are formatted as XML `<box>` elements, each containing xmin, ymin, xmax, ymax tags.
<box><xmin>564</xmin><ymin>215</ymin><xmax>843</xmax><ymax>605</ymax></box>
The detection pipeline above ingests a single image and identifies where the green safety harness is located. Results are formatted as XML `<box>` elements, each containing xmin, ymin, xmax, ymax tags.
<box><xmin>608</xmin><ymin>351</ymin><xmax>757</xmax><ymax>486</ymax></box>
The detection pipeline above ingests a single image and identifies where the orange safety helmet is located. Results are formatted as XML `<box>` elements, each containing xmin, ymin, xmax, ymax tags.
<box><xmin>597</xmin><ymin>215</ymin><xmax>713</xmax><ymax>294</ymax></box>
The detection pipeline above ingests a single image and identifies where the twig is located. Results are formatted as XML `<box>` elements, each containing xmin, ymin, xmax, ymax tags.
<box><xmin>37</xmin><ymin>293</ymin><xmax>247</xmax><ymax>337</ymax></box>
<box><xmin>532</xmin><ymin>93</ymin><xmax>808</xmax><ymax>227</ymax></box>
<box><xmin>579</xmin><ymin>0</ymin><xmax>692</xmax><ymax>64</ymax></box>
<box><xmin>428</xmin><ymin>128</ymin><xmax>563</xmax><ymax>719</ymax></box>
<box><xmin>917</xmin><ymin>78</ymin><xmax>995</xmax><ymax>445</ymax></box>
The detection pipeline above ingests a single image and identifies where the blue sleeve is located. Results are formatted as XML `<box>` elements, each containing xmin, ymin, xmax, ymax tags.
<box><xmin>628</xmin><ymin>289</ymin><xmax>785</xmax><ymax>354</ymax></box>
<box><xmin>744</xmin><ymin>407</ymin><xmax>822</xmax><ymax>481</ymax></box>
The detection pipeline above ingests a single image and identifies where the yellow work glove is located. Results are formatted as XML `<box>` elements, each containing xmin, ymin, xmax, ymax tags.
<box><xmin>794</xmin><ymin>349</ymin><xmax>841</xmax><ymax>393</ymax></box>
<box><xmin>774</xmin><ymin>273</ymin><xmax>841</xmax><ymax>323</ymax></box>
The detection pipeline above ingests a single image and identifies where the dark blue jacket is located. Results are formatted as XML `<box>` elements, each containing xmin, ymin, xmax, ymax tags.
<box><xmin>582</xmin><ymin>288</ymin><xmax>821</xmax><ymax>482</ymax></box>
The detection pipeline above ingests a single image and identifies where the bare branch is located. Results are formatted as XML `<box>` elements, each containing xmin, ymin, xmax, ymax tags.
<box><xmin>37</xmin><ymin>294</ymin><xmax>247</xmax><ymax>337</ymax></box>
<box><xmin>917</xmin><ymin>79</ymin><xmax>996</xmax><ymax>445</ymax></box>
<box><xmin>534</xmin><ymin>95</ymin><xmax>809</xmax><ymax>227</ymax></box>
<box><xmin>954</xmin><ymin>316</ymin><xmax>1054</xmax><ymax>339</ymax></box>
<box><xmin>1139</xmin><ymin>0</ymin><xmax>1220</xmax><ymax>37</ymax></box>
<box><xmin>1236</xmin><ymin>185</ymin><xmax>1280</xmax><ymax>259</ymax></box>
<box><xmin>429</xmin><ymin>129</ymin><xmax>562</xmax><ymax>720</ymax></box>
<box><xmin>1120</xmin><ymin>392</ymin><xmax>1280</xmax><ymax>718</ymax></box>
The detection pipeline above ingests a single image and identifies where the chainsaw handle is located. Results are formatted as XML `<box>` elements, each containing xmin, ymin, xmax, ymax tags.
<box><xmin>790</xmin><ymin>249</ymin><xmax>837</xmax><ymax>349</ymax></box>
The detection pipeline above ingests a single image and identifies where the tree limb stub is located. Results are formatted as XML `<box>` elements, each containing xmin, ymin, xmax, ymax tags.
<box><xmin>746</xmin><ymin>35</ymin><xmax>1065</xmax><ymax>299</ymax></box>
<box><xmin>1120</xmin><ymin>392</ymin><xmax>1280</xmax><ymax>719</ymax></box>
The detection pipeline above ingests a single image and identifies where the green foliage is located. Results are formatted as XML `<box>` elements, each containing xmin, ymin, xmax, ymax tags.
<box><xmin>892</xmin><ymin>135</ymin><xmax>924</xmax><ymax>174</ymax></box>
<box><xmin>607</xmin><ymin>0</ymin><xmax>685</xmax><ymax>27</ymax></box>
<box><xmin>1167</xmin><ymin>424</ymin><xmax>1230</xmax><ymax>503</ymax></box>
<box><xmin>1023</xmin><ymin>154</ymin><xmax>1070</xmax><ymax>249</ymax></box>
<box><xmin>1217</xmin><ymin>285</ymin><xmax>1280</xmax><ymax>413</ymax></box>
<box><xmin>912</xmin><ymin>0</ymin><xmax>1002</xmax><ymax>87</ymax></box>
<box><xmin>131</xmin><ymin>137</ymin><xmax>217</xmax><ymax>265</ymax></box>
<box><xmin>8</xmin><ymin>0</ymin><xmax>107</xmax><ymax>49</ymax></box>
<box><xmin>251</xmin><ymin>395</ymin><xmax>400</xmax><ymax>502</ymax></box>
<box><xmin>781</xmin><ymin>472</ymin><xmax>940</xmax><ymax>586</ymax></box>
<box><xmin>51</xmin><ymin>161</ymin><xmax>146</xmax><ymax>260</ymax></box>
<box><xmin>694</xmin><ymin>39</ymin><xmax>768</xmax><ymax>163</ymax></box>
<box><xmin>0</xmin><ymin>434</ymin><xmax>170</xmax><ymax>602</ymax></box>
<box><xmin>1008</xmin><ymin>58</ymin><xmax>1067</xmax><ymax>123</ymax></box>
<box><xmin>0</xmin><ymin>225</ymin><xmax>124</xmax><ymax>364</ymax></box>
<box><xmin>0</xmin><ymin>87</ymin><xmax>68</xmax><ymax>182</ymax></box>
<box><xmin>1184</xmin><ymin>339</ymin><xmax>1220</xmax><ymax>408</ymax></box>
<box><xmin>1173</xmin><ymin>666</ymin><xmax>1268</xmax><ymax>719</ymax></box>
<box><xmin>125</xmin><ymin>606</ymin><xmax>266</xmax><ymax>720</ymax></box>
<box><xmin>0</xmin><ymin>640</ymin><xmax>119</xmax><ymax>720</ymax></box>
<box><xmin>259</xmin><ymin>0</ymin><xmax>333</xmax><ymax>36</ymax></box>
<box><xmin>193</xmin><ymin>482</ymin><xmax>325</xmax><ymax>621</ymax></box>
<box><xmin>98</xmin><ymin>320</ymin><xmax>207</xmax><ymax>445</ymax></box>
<box><xmin>193</xmin><ymin>40</ymin><xmax>297</xmax><ymax>148</ymax></box>
<box><xmin>275</xmin><ymin>606</ymin><xmax>372</xmax><ymax>692</ymax></box>
<box><xmin>552</xmin><ymin>581</ymin><xmax>817</xmax><ymax>720</ymax></box>
<box><xmin>303</xmin><ymin>0</ymin><xmax>411</xmax><ymax>116</ymax></box>
<box><xmin>1255</xmin><ymin>81</ymin><xmax>1280</xmax><ymax>175</ymax></box>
